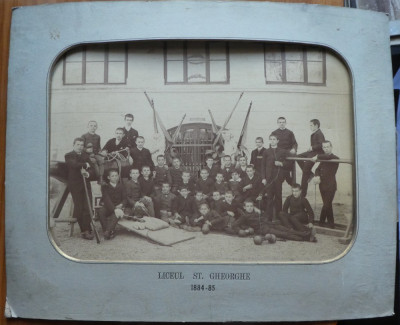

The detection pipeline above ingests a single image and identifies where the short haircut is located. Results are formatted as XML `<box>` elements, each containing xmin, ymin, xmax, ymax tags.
<box><xmin>141</xmin><ymin>165</ymin><xmax>151</xmax><ymax>171</ymax></box>
<box><xmin>73</xmin><ymin>137</ymin><xmax>84</xmax><ymax>145</ymax></box>
<box><xmin>255</xmin><ymin>137</ymin><xmax>264</xmax><ymax>142</ymax></box>
<box><xmin>225</xmin><ymin>190</ymin><xmax>234</xmax><ymax>196</ymax></box>
<box><xmin>124</xmin><ymin>113</ymin><xmax>134</xmax><ymax>120</ymax></box>
<box><xmin>231</xmin><ymin>170</ymin><xmax>239</xmax><ymax>175</ymax></box>
<box><xmin>200</xmin><ymin>168</ymin><xmax>209</xmax><ymax>174</ymax></box>
<box><xmin>157</xmin><ymin>155</ymin><xmax>165</xmax><ymax>160</ymax></box>
<box><xmin>161</xmin><ymin>182</ymin><xmax>171</xmax><ymax>187</ymax></box>
<box><xmin>136</xmin><ymin>136</ymin><xmax>145</xmax><ymax>141</ymax></box>
<box><xmin>129</xmin><ymin>167</ymin><xmax>140</xmax><ymax>173</ymax></box>
<box><xmin>310</xmin><ymin>119</ymin><xmax>320</xmax><ymax>128</ymax></box>
<box><xmin>107</xmin><ymin>168</ymin><xmax>119</xmax><ymax>176</ymax></box>
<box><xmin>172</xmin><ymin>157</ymin><xmax>181</xmax><ymax>162</ymax></box>
<box><xmin>115</xmin><ymin>127</ymin><xmax>124</xmax><ymax>133</ymax></box>
<box><xmin>215</xmin><ymin>172</ymin><xmax>224</xmax><ymax>177</ymax></box>
<box><xmin>243</xmin><ymin>199</ymin><xmax>254</xmax><ymax>206</ymax></box>
<box><xmin>195</xmin><ymin>190</ymin><xmax>204</xmax><ymax>195</ymax></box>
<box><xmin>246</xmin><ymin>164</ymin><xmax>255</xmax><ymax>171</ymax></box>
<box><xmin>322</xmin><ymin>140</ymin><xmax>332</xmax><ymax>147</ymax></box>
<box><xmin>205</xmin><ymin>155</ymin><xmax>214</xmax><ymax>161</ymax></box>
<box><xmin>238</xmin><ymin>155</ymin><xmax>247</xmax><ymax>160</ymax></box>
<box><xmin>269</xmin><ymin>133</ymin><xmax>279</xmax><ymax>140</ymax></box>
<box><xmin>87</xmin><ymin>120</ymin><xmax>97</xmax><ymax>125</ymax></box>
<box><xmin>213</xmin><ymin>190</ymin><xmax>221</xmax><ymax>195</ymax></box>
<box><xmin>199</xmin><ymin>203</ymin><xmax>210</xmax><ymax>209</ymax></box>
<box><xmin>277</xmin><ymin>117</ymin><xmax>286</xmax><ymax>122</ymax></box>
<box><xmin>179</xmin><ymin>186</ymin><xmax>189</xmax><ymax>191</ymax></box>
<box><xmin>292</xmin><ymin>183</ymin><xmax>302</xmax><ymax>190</ymax></box>
<box><xmin>182</xmin><ymin>171</ymin><xmax>191</xmax><ymax>176</ymax></box>
<box><xmin>223</xmin><ymin>155</ymin><xmax>231</xmax><ymax>159</ymax></box>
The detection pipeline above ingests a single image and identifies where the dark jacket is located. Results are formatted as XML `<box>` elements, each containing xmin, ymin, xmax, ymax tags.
<box><xmin>271</xmin><ymin>128</ymin><xmax>298</xmax><ymax>151</ymax></box>
<box><xmin>310</xmin><ymin>129</ymin><xmax>325</xmax><ymax>154</ymax></box>
<box><xmin>122</xmin><ymin>127</ymin><xmax>139</xmax><ymax>150</ymax></box>
<box><xmin>102</xmin><ymin>137</ymin><xmax>129</xmax><ymax>156</ymax></box>
<box><xmin>240</xmin><ymin>174</ymin><xmax>263</xmax><ymax>201</ymax></box>
<box><xmin>131</xmin><ymin>147</ymin><xmax>154</xmax><ymax>171</ymax></box>
<box><xmin>264</xmin><ymin>147</ymin><xmax>290</xmax><ymax>183</ymax></box>
<box><xmin>195</xmin><ymin>177</ymin><xmax>215</xmax><ymax>197</ymax></box>
<box><xmin>101</xmin><ymin>182</ymin><xmax>127</xmax><ymax>214</ymax></box>
<box><xmin>282</xmin><ymin>195</ymin><xmax>314</xmax><ymax>223</ymax></box>
<box><xmin>250</xmin><ymin>147</ymin><xmax>267</xmax><ymax>178</ymax></box>
<box><xmin>315</xmin><ymin>153</ymin><xmax>339</xmax><ymax>192</ymax></box>
<box><xmin>65</xmin><ymin>151</ymin><xmax>93</xmax><ymax>185</ymax></box>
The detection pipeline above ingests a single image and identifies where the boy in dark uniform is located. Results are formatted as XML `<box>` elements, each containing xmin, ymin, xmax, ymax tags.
<box><xmin>169</xmin><ymin>157</ymin><xmax>185</xmax><ymax>193</ymax></box>
<box><xmin>172</xmin><ymin>186</ymin><xmax>196</xmax><ymax>227</ymax></box>
<box><xmin>220</xmin><ymin>155</ymin><xmax>235</xmax><ymax>181</ymax></box>
<box><xmin>214</xmin><ymin>172</ymin><xmax>228</xmax><ymax>197</ymax></box>
<box><xmin>235</xmin><ymin>155</ymin><xmax>249</xmax><ymax>179</ymax></box>
<box><xmin>124</xmin><ymin>168</ymin><xmax>155</xmax><ymax>218</ymax></box>
<box><xmin>228</xmin><ymin>170</ymin><xmax>243</xmax><ymax>203</ymax></box>
<box><xmin>264</xmin><ymin>134</ymin><xmax>291</xmax><ymax>221</ymax></box>
<box><xmin>297</xmin><ymin>119</ymin><xmax>325</xmax><ymax>196</ymax></box>
<box><xmin>121</xmin><ymin>113</ymin><xmax>139</xmax><ymax>151</ymax></box>
<box><xmin>139</xmin><ymin>165</ymin><xmax>155</xmax><ymax>197</ymax></box>
<box><xmin>312</xmin><ymin>141</ymin><xmax>339</xmax><ymax>229</ymax></box>
<box><xmin>240</xmin><ymin>165</ymin><xmax>264</xmax><ymax>203</ymax></box>
<box><xmin>64</xmin><ymin>137</ymin><xmax>94</xmax><ymax>240</ymax></box>
<box><xmin>130</xmin><ymin>136</ymin><xmax>154</xmax><ymax>172</ymax></box>
<box><xmin>271</xmin><ymin>117</ymin><xmax>298</xmax><ymax>185</ymax></box>
<box><xmin>102</xmin><ymin>128</ymin><xmax>130</xmax><ymax>158</ymax></box>
<box><xmin>250</xmin><ymin>137</ymin><xmax>267</xmax><ymax>184</ymax></box>
<box><xmin>195</xmin><ymin>169</ymin><xmax>214</xmax><ymax>199</ymax></box>
<box><xmin>203</xmin><ymin>155</ymin><xmax>219</xmax><ymax>180</ymax></box>
<box><xmin>182</xmin><ymin>171</ymin><xmax>196</xmax><ymax>194</ymax></box>
<box><xmin>235</xmin><ymin>200</ymin><xmax>316</xmax><ymax>242</ymax></box>
<box><xmin>279</xmin><ymin>184</ymin><xmax>315</xmax><ymax>233</ymax></box>
<box><xmin>199</xmin><ymin>203</ymin><xmax>225</xmax><ymax>233</ymax></box>
<box><xmin>153</xmin><ymin>155</ymin><xmax>171</xmax><ymax>195</ymax></box>
<box><xmin>153</xmin><ymin>183</ymin><xmax>177</xmax><ymax>221</ymax></box>
<box><xmin>210</xmin><ymin>190</ymin><xmax>224</xmax><ymax>213</ymax></box>
<box><xmin>219</xmin><ymin>191</ymin><xmax>241</xmax><ymax>234</ymax></box>
<box><xmin>98</xmin><ymin>169</ymin><xmax>128</xmax><ymax>240</ymax></box>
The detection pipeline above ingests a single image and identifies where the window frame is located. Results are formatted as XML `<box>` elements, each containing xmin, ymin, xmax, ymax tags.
<box><xmin>62</xmin><ymin>43</ymin><xmax>128</xmax><ymax>85</ymax></box>
<box><xmin>164</xmin><ymin>41</ymin><xmax>230</xmax><ymax>85</ymax></box>
<box><xmin>264</xmin><ymin>44</ymin><xmax>327</xmax><ymax>86</ymax></box>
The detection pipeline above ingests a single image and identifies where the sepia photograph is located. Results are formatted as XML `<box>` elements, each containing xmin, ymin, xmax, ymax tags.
<box><xmin>49</xmin><ymin>40</ymin><xmax>355</xmax><ymax>263</ymax></box>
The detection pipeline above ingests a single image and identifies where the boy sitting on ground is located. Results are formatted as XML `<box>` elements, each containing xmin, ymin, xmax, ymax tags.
<box><xmin>153</xmin><ymin>183</ymin><xmax>177</xmax><ymax>222</ymax></box>
<box><xmin>228</xmin><ymin>170</ymin><xmax>243</xmax><ymax>203</ymax></box>
<box><xmin>234</xmin><ymin>200</ymin><xmax>316</xmax><ymax>242</ymax></box>
<box><xmin>198</xmin><ymin>203</ymin><xmax>225</xmax><ymax>234</ymax></box>
<box><xmin>98</xmin><ymin>169</ymin><xmax>127</xmax><ymax>240</ymax></box>
<box><xmin>171</xmin><ymin>186</ymin><xmax>196</xmax><ymax>228</ymax></box>
<box><xmin>124</xmin><ymin>168</ymin><xmax>155</xmax><ymax>218</ymax></box>
<box><xmin>219</xmin><ymin>191</ymin><xmax>241</xmax><ymax>234</ymax></box>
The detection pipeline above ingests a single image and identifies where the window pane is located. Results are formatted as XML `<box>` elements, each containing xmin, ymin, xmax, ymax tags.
<box><xmin>285</xmin><ymin>46</ymin><xmax>303</xmax><ymax>60</ymax></box>
<box><xmin>65</xmin><ymin>47</ymin><xmax>83</xmax><ymax>62</ymax></box>
<box><xmin>187</xmin><ymin>42</ymin><xmax>206</xmax><ymax>63</ymax></box>
<box><xmin>209</xmin><ymin>60</ymin><xmax>227</xmax><ymax>82</ymax></box>
<box><xmin>265</xmin><ymin>61</ymin><xmax>283</xmax><ymax>82</ymax></box>
<box><xmin>86</xmin><ymin>62</ymin><xmax>105</xmax><ymax>83</ymax></box>
<box><xmin>187</xmin><ymin>60</ymin><xmax>206</xmax><ymax>83</ymax></box>
<box><xmin>307</xmin><ymin>61</ymin><xmax>324</xmax><ymax>83</ymax></box>
<box><xmin>108</xmin><ymin>44</ymin><xmax>126</xmax><ymax>61</ymax></box>
<box><xmin>108</xmin><ymin>61</ymin><xmax>126</xmax><ymax>83</ymax></box>
<box><xmin>166</xmin><ymin>61</ymin><xmax>184</xmax><ymax>82</ymax></box>
<box><xmin>86</xmin><ymin>45</ymin><xmax>105</xmax><ymax>61</ymax></box>
<box><xmin>166</xmin><ymin>42</ymin><xmax>184</xmax><ymax>60</ymax></box>
<box><xmin>64</xmin><ymin>62</ymin><xmax>82</xmax><ymax>84</ymax></box>
<box><xmin>265</xmin><ymin>45</ymin><xmax>282</xmax><ymax>61</ymax></box>
<box><xmin>209</xmin><ymin>42</ymin><xmax>227</xmax><ymax>60</ymax></box>
<box><xmin>307</xmin><ymin>48</ymin><xmax>323</xmax><ymax>61</ymax></box>
<box><xmin>286</xmin><ymin>61</ymin><xmax>304</xmax><ymax>82</ymax></box>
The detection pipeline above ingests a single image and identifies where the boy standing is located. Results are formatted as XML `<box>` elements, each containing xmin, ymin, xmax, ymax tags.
<box><xmin>65</xmin><ymin>137</ymin><xmax>94</xmax><ymax>240</ymax></box>
<box><xmin>264</xmin><ymin>134</ymin><xmax>290</xmax><ymax>221</ymax></box>
<box><xmin>121</xmin><ymin>113</ymin><xmax>139</xmax><ymax>151</ymax></box>
<box><xmin>124</xmin><ymin>168</ymin><xmax>155</xmax><ymax>218</ymax></box>
<box><xmin>312</xmin><ymin>141</ymin><xmax>339</xmax><ymax>229</ymax></box>
<box><xmin>271</xmin><ymin>117</ymin><xmax>298</xmax><ymax>185</ymax></box>
<box><xmin>279</xmin><ymin>184</ymin><xmax>315</xmax><ymax>233</ymax></box>
<box><xmin>98</xmin><ymin>169</ymin><xmax>128</xmax><ymax>240</ymax></box>
<box><xmin>130</xmin><ymin>136</ymin><xmax>155</xmax><ymax>172</ymax></box>
<box><xmin>297</xmin><ymin>119</ymin><xmax>325</xmax><ymax>196</ymax></box>
<box><xmin>250</xmin><ymin>137</ymin><xmax>267</xmax><ymax>184</ymax></box>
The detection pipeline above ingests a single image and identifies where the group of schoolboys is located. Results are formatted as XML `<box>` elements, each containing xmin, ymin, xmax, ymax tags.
<box><xmin>66</xmin><ymin>114</ymin><xmax>338</xmax><ymax>243</ymax></box>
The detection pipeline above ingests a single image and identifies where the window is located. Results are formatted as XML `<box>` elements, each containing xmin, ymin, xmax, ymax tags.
<box><xmin>264</xmin><ymin>44</ymin><xmax>326</xmax><ymax>85</ymax></box>
<box><xmin>63</xmin><ymin>43</ymin><xmax>128</xmax><ymax>85</ymax></box>
<box><xmin>164</xmin><ymin>41</ymin><xmax>230</xmax><ymax>84</ymax></box>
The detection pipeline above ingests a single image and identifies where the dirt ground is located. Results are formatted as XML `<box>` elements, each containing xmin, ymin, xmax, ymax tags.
<box><xmin>50</xmin><ymin>180</ymin><xmax>352</xmax><ymax>263</ymax></box>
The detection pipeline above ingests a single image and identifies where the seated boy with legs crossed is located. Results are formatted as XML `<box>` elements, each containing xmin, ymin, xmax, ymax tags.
<box><xmin>98</xmin><ymin>169</ymin><xmax>127</xmax><ymax>240</ymax></box>
<box><xmin>171</xmin><ymin>186</ymin><xmax>197</xmax><ymax>229</ymax></box>
<box><xmin>124</xmin><ymin>168</ymin><xmax>155</xmax><ymax>218</ymax></box>
<box><xmin>153</xmin><ymin>182</ymin><xmax>177</xmax><ymax>222</ymax></box>
<box><xmin>234</xmin><ymin>199</ymin><xmax>316</xmax><ymax>242</ymax></box>
<box><xmin>279</xmin><ymin>183</ymin><xmax>317</xmax><ymax>241</ymax></box>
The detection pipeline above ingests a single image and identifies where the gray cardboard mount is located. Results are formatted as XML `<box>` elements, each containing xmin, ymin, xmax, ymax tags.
<box><xmin>5</xmin><ymin>1</ymin><xmax>397</xmax><ymax>322</ymax></box>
